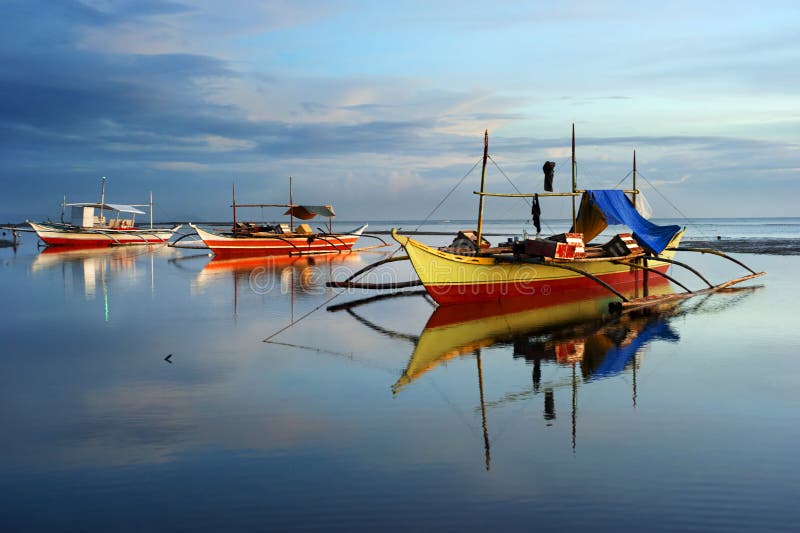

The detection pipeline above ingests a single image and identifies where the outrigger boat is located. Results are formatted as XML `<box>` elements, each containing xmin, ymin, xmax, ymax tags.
<box><xmin>390</xmin><ymin>127</ymin><xmax>765</xmax><ymax>309</ymax></box>
<box><xmin>188</xmin><ymin>179</ymin><xmax>368</xmax><ymax>258</ymax></box>
<box><xmin>27</xmin><ymin>178</ymin><xmax>180</xmax><ymax>247</ymax></box>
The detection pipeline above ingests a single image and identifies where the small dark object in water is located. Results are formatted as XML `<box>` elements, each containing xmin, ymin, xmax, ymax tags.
<box><xmin>164</xmin><ymin>353</ymin><xmax>173</xmax><ymax>363</ymax></box>
<box><xmin>717</xmin><ymin>236</ymin><xmax>721</xmax><ymax>240</ymax></box>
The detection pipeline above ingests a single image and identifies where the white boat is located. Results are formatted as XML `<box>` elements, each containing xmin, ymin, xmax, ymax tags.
<box><xmin>28</xmin><ymin>178</ymin><xmax>181</xmax><ymax>248</ymax></box>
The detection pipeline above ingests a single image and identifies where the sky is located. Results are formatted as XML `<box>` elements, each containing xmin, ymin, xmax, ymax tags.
<box><xmin>1</xmin><ymin>0</ymin><xmax>798</xmax><ymax>223</ymax></box>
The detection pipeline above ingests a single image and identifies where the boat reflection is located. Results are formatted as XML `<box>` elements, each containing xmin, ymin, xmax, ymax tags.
<box><xmin>192</xmin><ymin>252</ymin><xmax>380</xmax><ymax>316</ymax></box>
<box><xmin>393</xmin><ymin>277</ymin><xmax>677</xmax><ymax>393</ymax></box>
<box><xmin>338</xmin><ymin>275</ymin><xmax>691</xmax><ymax>469</ymax></box>
<box><xmin>29</xmin><ymin>244</ymin><xmax>166</xmax><ymax>320</ymax></box>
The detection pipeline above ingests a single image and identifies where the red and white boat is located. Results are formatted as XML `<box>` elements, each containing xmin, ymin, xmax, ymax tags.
<box><xmin>28</xmin><ymin>180</ymin><xmax>181</xmax><ymax>248</ymax></box>
<box><xmin>29</xmin><ymin>204</ymin><xmax>180</xmax><ymax>247</ymax></box>
<box><xmin>190</xmin><ymin>217</ymin><xmax>367</xmax><ymax>258</ymax></box>
<box><xmin>189</xmin><ymin>182</ymin><xmax>367</xmax><ymax>257</ymax></box>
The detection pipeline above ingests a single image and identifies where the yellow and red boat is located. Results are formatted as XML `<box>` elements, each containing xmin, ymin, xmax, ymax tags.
<box><xmin>393</xmin><ymin>226</ymin><xmax>683</xmax><ymax>306</ymax></box>
<box><xmin>391</xmin><ymin>128</ymin><xmax>762</xmax><ymax>308</ymax></box>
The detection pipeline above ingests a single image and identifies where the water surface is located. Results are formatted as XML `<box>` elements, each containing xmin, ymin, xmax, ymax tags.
<box><xmin>1</xmin><ymin>219</ymin><xmax>798</xmax><ymax>531</ymax></box>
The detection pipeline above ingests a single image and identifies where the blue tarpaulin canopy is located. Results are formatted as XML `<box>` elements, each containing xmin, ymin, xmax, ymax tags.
<box><xmin>572</xmin><ymin>190</ymin><xmax>681</xmax><ymax>253</ymax></box>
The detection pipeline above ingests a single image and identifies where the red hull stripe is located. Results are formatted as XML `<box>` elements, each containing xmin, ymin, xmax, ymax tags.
<box><xmin>425</xmin><ymin>265</ymin><xmax>670</xmax><ymax>306</ymax></box>
<box><xmin>207</xmin><ymin>237</ymin><xmax>360</xmax><ymax>257</ymax></box>
<box><xmin>40</xmin><ymin>236</ymin><xmax>169</xmax><ymax>247</ymax></box>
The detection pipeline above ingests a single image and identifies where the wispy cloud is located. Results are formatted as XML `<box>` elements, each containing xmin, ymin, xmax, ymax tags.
<box><xmin>0</xmin><ymin>0</ymin><xmax>798</xmax><ymax>219</ymax></box>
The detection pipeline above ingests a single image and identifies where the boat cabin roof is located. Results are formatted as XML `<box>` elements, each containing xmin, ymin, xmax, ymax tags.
<box><xmin>66</xmin><ymin>202</ymin><xmax>146</xmax><ymax>215</ymax></box>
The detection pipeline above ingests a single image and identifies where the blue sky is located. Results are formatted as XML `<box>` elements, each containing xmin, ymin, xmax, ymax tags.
<box><xmin>1</xmin><ymin>0</ymin><xmax>798</xmax><ymax>222</ymax></box>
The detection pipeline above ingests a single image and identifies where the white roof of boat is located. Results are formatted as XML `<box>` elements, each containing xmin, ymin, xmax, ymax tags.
<box><xmin>66</xmin><ymin>202</ymin><xmax>146</xmax><ymax>214</ymax></box>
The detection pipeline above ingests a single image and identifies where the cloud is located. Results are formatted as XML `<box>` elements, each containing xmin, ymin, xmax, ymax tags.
<box><xmin>153</xmin><ymin>161</ymin><xmax>210</xmax><ymax>171</ymax></box>
<box><xmin>0</xmin><ymin>0</ymin><xmax>798</xmax><ymax>220</ymax></box>
<box><xmin>74</xmin><ymin>0</ymin><xmax>343</xmax><ymax>55</ymax></box>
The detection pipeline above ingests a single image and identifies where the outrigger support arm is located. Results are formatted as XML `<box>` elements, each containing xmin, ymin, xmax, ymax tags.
<box><xmin>341</xmin><ymin>255</ymin><xmax>410</xmax><ymax>283</ymax></box>
<box><xmin>295</xmin><ymin>235</ymin><xmax>343</xmax><ymax>255</ymax></box>
<box><xmin>666</xmin><ymin>247</ymin><xmax>759</xmax><ymax>275</ymax></box>
<box><xmin>541</xmin><ymin>261</ymin><xmax>629</xmax><ymax>302</ymax></box>
<box><xmin>612</xmin><ymin>259</ymin><xmax>693</xmax><ymax>293</ymax></box>
<box><xmin>491</xmin><ymin>255</ymin><xmax>629</xmax><ymax>302</ymax></box>
<box><xmin>647</xmin><ymin>256</ymin><xmax>714</xmax><ymax>288</ymax></box>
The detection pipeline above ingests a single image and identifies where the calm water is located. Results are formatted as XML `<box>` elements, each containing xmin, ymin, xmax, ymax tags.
<box><xmin>1</xmin><ymin>219</ymin><xmax>799</xmax><ymax>532</ymax></box>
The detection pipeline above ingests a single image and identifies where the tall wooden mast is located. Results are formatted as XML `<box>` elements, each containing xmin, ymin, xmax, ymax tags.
<box><xmin>289</xmin><ymin>176</ymin><xmax>294</xmax><ymax>231</ymax></box>
<box><xmin>632</xmin><ymin>150</ymin><xmax>638</xmax><ymax>207</ymax></box>
<box><xmin>100</xmin><ymin>176</ymin><xmax>107</xmax><ymax>224</ymax></box>
<box><xmin>571</xmin><ymin>124</ymin><xmax>577</xmax><ymax>228</ymax></box>
<box><xmin>476</xmin><ymin>130</ymin><xmax>489</xmax><ymax>248</ymax></box>
<box><xmin>232</xmin><ymin>183</ymin><xmax>237</xmax><ymax>233</ymax></box>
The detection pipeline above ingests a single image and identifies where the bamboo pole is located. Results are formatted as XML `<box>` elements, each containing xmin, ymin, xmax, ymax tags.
<box><xmin>571</xmin><ymin>124</ymin><xmax>577</xmax><ymax>228</ymax></box>
<box><xmin>289</xmin><ymin>176</ymin><xmax>294</xmax><ymax>232</ymax></box>
<box><xmin>232</xmin><ymin>183</ymin><xmax>237</xmax><ymax>233</ymax></box>
<box><xmin>474</xmin><ymin>189</ymin><xmax>639</xmax><ymax>198</ymax></box>
<box><xmin>611</xmin><ymin>271</ymin><xmax>765</xmax><ymax>312</ymax></box>
<box><xmin>476</xmin><ymin>130</ymin><xmax>489</xmax><ymax>248</ymax></box>
<box><xmin>100</xmin><ymin>176</ymin><xmax>106</xmax><ymax>225</ymax></box>
<box><xmin>325</xmin><ymin>279</ymin><xmax>422</xmax><ymax>289</ymax></box>
<box><xmin>149</xmin><ymin>191</ymin><xmax>153</xmax><ymax>229</ymax></box>
<box><xmin>632</xmin><ymin>150</ymin><xmax>637</xmax><ymax>207</ymax></box>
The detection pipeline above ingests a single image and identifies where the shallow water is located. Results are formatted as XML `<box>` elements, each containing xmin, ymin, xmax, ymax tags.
<box><xmin>1</xmin><ymin>220</ymin><xmax>798</xmax><ymax>532</ymax></box>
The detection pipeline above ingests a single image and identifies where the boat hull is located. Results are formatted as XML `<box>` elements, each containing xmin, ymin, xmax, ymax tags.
<box><xmin>191</xmin><ymin>224</ymin><xmax>366</xmax><ymax>258</ymax></box>
<box><xmin>29</xmin><ymin>222</ymin><xmax>178</xmax><ymax>247</ymax></box>
<box><xmin>393</xmin><ymin>230</ymin><xmax>684</xmax><ymax>306</ymax></box>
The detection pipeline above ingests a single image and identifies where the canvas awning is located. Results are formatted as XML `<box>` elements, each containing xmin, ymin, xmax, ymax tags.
<box><xmin>571</xmin><ymin>190</ymin><xmax>681</xmax><ymax>253</ymax></box>
<box><xmin>283</xmin><ymin>205</ymin><xmax>336</xmax><ymax>220</ymax></box>
<box><xmin>66</xmin><ymin>202</ymin><xmax>146</xmax><ymax>215</ymax></box>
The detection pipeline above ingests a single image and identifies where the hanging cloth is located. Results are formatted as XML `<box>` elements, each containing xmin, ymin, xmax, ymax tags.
<box><xmin>531</xmin><ymin>194</ymin><xmax>541</xmax><ymax>235</ymax></box>
<box><xmin>542</xmin><ymin>161</ymin><xmax>555</xmax><ymax>192</ymax></box>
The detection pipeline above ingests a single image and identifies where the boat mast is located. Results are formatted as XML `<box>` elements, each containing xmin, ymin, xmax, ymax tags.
<box><xmin>289</xmin><ymin>176</ymin><xmax>294</xmax><ymax>231</ymax></box>
<box><xmin>61</xmin><ymin>194</ymin><xmax>66</xmax><ymax>223</ymax></box>
<box><xmin>149</xmin><ymin>191</ymin><xmax>153</xmax><ymax>229</ymax></box>
<box><xmin>632</xmin><ymin>150</ymin><xmax>637</xmax><ymax>207</ymax></box>
<box><xmin>100</xmin><ymin>176</ymin><xmax>106</xmax><ymax>225</ymax></box>
<box><xmin>571</xmin><ymin>125</ymin><xmax>577</xmax><ymax>228</ymax></box>
<box><xmin>476</xmin><ymin>130</ymin><xmax>489</xmax><ymax>248</ymax></box>
<box><xmin>232</xmin><ymin>183</ymin><xmax>237</xmax><ymax>233</ymax></box>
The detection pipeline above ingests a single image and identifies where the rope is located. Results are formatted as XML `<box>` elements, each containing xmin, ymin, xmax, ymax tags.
<box><xmin>635</xmin><ymin>171</ymin><xmax>691</xmax><ymax>220</ymax></box>
<box><xmin>414</xmin><ymin>156</ymin><xmax>483</xmax><ymax>231</ymax></box>
<box><xmin>635</xmin><ymin>171</ymin><xmax>716</xmax><ymax>243</ymax></box>
<box><xmin>612</xmin><ymin>170</ymin><xmax>632</xmax><ymax>189</ymax></box>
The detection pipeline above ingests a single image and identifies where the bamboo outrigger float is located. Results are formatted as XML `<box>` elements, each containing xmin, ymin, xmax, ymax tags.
<box><xmin>388</xmin><ymin>127</ymin><xmax>765</xmax><ymax>310</ymax></box>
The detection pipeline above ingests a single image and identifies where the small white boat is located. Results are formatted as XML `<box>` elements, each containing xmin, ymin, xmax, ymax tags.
<box><xmin>28</xmin><ymin>178</ymin><xmax>181</xmax><ymax>248</ymax></box>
